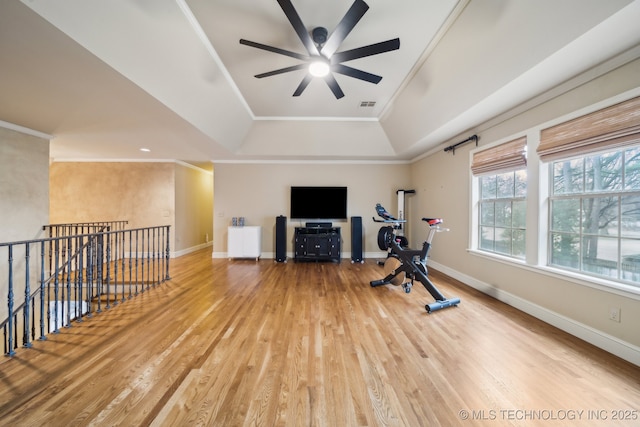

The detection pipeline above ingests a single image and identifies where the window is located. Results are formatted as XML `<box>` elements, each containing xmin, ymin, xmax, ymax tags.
<box><xmin>539</xmin><ymin>95</ymin><xmax>640</xmax><ymax>286</ymax></box>
<box><xmin>549</xmin><ymin>147</ymin><xmax>640</xmax><ymax>284</ymax></box>
<box><xmin>479</xmin><ymin>170</ymin><xmax>527</xmax><ymax>258</ymax></box>
<box><xmin>472</xmin><ymin>136</ymin><xmax>527</xmax><ymax>259</ymax></box>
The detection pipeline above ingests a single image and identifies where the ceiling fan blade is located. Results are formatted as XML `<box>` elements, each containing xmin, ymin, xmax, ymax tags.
<box><xmin>323</xmin><ymin>74</ymin><xmax>345</xmax><ymax>99</ymax></box>
<box><xmin>240</xmin><ymin>39</ymin><xmax>309</xmax><ymax>61</ymax></box>
<box><xmin>321</xmin><ymin>0</ymin><xmax>369</xmax><ymax>58</ymax></box>
<box><xmin>331</xmin><ymin>38</ymin><xmax>400</xmax><ymax>63</ymax></box>
<box><xmin>277</xmin><ymin>0</ymin><xmax>319</xmax><ymax>55</ymax></box>
<box><xmin>332</xmin><ymin>64</ymin><xmax>382</xmax><ymax>84</ymax></box>
<box><xmin>293</xmin><ymin>74</ymin><xmax>313</xmax><ymax>97</ymax></box>
<box><xmin>255</xmin><ymin>64</ymin><xmax>308</xmax><ymax>79</ymax></box>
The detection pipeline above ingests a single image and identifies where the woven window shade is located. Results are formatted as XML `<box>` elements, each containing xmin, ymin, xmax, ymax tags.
<box><xmin>537</xmin><ymin>96</ymin><xmax>640</xmax><ymax>162</ymax></box>
<box><xmin>471</xmin><ymin>136</ymin><xmax>527</xmax><ymax>176</ymax></box>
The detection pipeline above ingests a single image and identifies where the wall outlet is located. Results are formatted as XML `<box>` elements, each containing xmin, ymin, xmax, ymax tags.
<box><xmin>609</xmin><ymin>307</ymin><xmax>621</xmax><ymax>323</ymax></box>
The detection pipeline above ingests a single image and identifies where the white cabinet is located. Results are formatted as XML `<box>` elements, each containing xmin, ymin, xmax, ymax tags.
<box><xmin>228</xmin><ymin>226</ymin><xmax>261</xmax><ymax>260</ymax></box>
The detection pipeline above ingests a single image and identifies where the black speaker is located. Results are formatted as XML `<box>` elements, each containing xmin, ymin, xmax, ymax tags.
<box><xmin>351</xmin><ymin>216</ymin><xmax>363</xmax><ymax>263</ymax></box>
<box><xmin>275</xmin><ymin>215</ymin><xmax>287</xmax><ymax>262</ymax></box>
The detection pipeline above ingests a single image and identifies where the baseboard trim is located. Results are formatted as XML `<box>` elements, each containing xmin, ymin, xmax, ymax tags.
<box><xmin>429</xmin><ymin>260</ymin><xmax>640</xmax><ymax>367</ymax></box>
<box><xmin>173</xmin><ymin>242</ymin><xmax>212</xmax><ymax>258</ymax></box>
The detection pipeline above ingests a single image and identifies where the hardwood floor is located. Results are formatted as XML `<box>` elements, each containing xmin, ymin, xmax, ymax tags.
<box><xmin>1</xmin><ymin>248</ymin><xmax>639</xmax><ymax>426</ymax></box>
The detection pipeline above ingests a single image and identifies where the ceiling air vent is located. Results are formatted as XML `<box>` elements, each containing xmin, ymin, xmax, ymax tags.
<box><xmin>360</xmin><ymin>101</ymin><xmax>376</xmax><ymax>107</ymax></box>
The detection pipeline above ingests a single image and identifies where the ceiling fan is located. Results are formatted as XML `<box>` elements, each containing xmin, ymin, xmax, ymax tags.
<box><xmin>239</xmin><ymin>0</ymin><xmax>400</xmax><ymax>99</ymax></box>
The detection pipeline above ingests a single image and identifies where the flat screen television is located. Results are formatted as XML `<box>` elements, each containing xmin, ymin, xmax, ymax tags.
<box><xmin>290</xmin><ymin>186</ymin><xmax>347</xmax><ymax>220</ymax></box>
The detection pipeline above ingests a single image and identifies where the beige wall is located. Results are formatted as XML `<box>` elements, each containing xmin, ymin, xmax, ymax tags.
<box><xmin>0</xmin><ymin>126</ymin><xmax>49</xmax><ymax>242</ymax></box>
<box><xmin>409</xmin><ymin>59</ymin><xmax>640</xmax><ymax>357</ymax></box>
<box><xmin>174</xmin><ymin>162</ymin><xmax>213</xmax><ymax>253</ymax></box>
<box><xmin>0</xmin><ymin>126</ymin><xmax>49</xmax><ymax>319</ymax></box>
<box><xmin>211</xmin><ymin>162</ymin><xmax>411</xmax><ymax>258</ymax></box>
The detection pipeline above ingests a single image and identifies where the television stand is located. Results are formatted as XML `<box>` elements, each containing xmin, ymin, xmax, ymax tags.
<box><xmin>294</xmin><ymin>226</ymin><xmax>341</xmax><ymax>262</ymax></box>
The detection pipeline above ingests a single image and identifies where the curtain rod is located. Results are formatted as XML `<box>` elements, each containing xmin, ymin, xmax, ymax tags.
<box><xmin>444</xmin><ymin>135</ymin><xmax>478</xmax><ymax>155</ymax></box>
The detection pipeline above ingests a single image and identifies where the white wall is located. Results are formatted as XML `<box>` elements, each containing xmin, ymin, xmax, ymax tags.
<box><xmin>211</xmin><ymin>162</ymin><xmax>410</xmax><ymax>259</ymax></box>
<box><xmin>409</xmin><ymin>58</ymin><xmax>640</xmax><ymax>364</ymax></box>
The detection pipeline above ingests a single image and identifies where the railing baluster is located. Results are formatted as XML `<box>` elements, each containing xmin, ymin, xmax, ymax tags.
<box><xmin>39</xmin><ymin>240</ymin><xmax>46</xmax><ymax>341</ymax></box>
<box><xmin>23</xmin><ymin>244</ymin><xmax>32</xmax><ymax>348</ymax></box>
<box><xmin>141</xmin><ymin>229</ymin><xmax>146</xmax><ymax>293</ymax></box>
<box><xmin>148</xmin><ymin>228</ymin><xmax>152</xmax><ymax>289</ymax></box>
<box><xmin>46</xmin><ymin>263</ymin><xmax>51</xmax><ymax>336</ymax></box>
<box><xmin>162</xmin><ymin>227</ymin><xmax>166</xmax><ymax>281</ymax></box>
<box><xmin>7</xmin><ymin>245</ymin><xmax>15</xmax><ymax>356</ymax></box>
<box><xmin>152</xmin><ymin>228</ymin><xmax>156</xmax><ymax>288</ymax></box>
<box><xmin>105</xmin><ymin>232</ymin><xmax>112</xmax><ymax>309</ymax></box>
<box><xmin>13</xmin><ymin>313</ymin><xmax>17</xmax><ymax>353</ymax></box>
<box><xmin>86</xmin><ymin>235</ymin><xmax>94</xmax><ymax>318</ymax></box>
<box><xmin>165</xmin><ymin>226</ymin><xmax>171</xmax><ymax>280</ymax></box>
<box><xmin>30</xmin><ymin>293</ymin><xmax>35</xmax><ymax>343</ymax></box>
<box><xmin>113</xmin><ymin>226</ymin><xmax>119</xmax><ymax>305</ymax></box>
<box><xmin>53</xmin><ymin>239</ymin><xmax>60</xmax><ymax>334</ymax></box>
<box><xmin>96</xmin><ymin>233</ymin><xmax>103</xmax><ymax>314</ymax></box>
<box><xmin>65</xmin><ymin>237</ymin><xmax>72</xmax><ymax>328</ymax></box>
<box><xmin>128</xmin><ymin>230</ymin><xmax>133</xmax><ymax>299</ymax></box>
<box><xmin>135</xmin><ymin>229</ymin><xmax>139</xmax><ymax>295</ymax></box>
<box><xmin>76</xmin><ymin>234</ymin><xmax>84</xmax><ymax>323</ymax></box>
<box><xmin>120</xmin><ymin>230</ymin><xmax>126</xmax><ymax>302</ymax></box>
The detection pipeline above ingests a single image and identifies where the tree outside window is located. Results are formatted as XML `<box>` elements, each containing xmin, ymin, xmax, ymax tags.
<box><xmin>479</xmin><ymin>169</ymin><xmax>527</xmax><ymax>259</ymax></box>
<box><xmin>549</xmin><ymin>147</ymin><xmax>640</xmax><ymax>285</ymax></box>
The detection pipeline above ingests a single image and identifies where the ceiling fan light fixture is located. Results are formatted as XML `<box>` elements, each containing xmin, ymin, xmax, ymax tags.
<box><xmin>309</xmin><ymin>60</ymin><xmax>330</xmax><ymax>77</ymax></box>
<box><xmin>239</xmin><ymin>0</ymin><xmax>399</xmax><ymax>98</ymax></box>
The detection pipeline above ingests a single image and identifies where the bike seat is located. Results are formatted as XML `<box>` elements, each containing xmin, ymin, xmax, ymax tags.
<box><xmin>422</xmin><ymin>217</ymin><xmax>443</xmax><ymax>226</ymax></box>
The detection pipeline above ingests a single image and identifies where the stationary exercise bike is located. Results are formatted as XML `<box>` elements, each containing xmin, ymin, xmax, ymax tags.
<box><xmin>371</xmin><ymin>204</ymin><xmax>461</xmax><ymax>313</ymax></box>
<box><xmin>376</xmin><ymin>190</ymin><xmax>414</xmax><ymax>254</ymax></box>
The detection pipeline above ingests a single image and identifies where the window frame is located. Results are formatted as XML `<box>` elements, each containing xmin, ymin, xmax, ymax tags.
<box><xmin>546</xmin><ymin>147</ymin><xmax>640</xmax><ymax>286</ymax></box>
<box><xmin>469</xmin><ymin>135</ymin><xmax>529</xmax><ymax>263</ymax></box>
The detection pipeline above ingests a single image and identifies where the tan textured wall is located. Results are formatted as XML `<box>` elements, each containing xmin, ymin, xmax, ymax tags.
<box><xmin>211</xmin><ymin>162</ymin><xmax>411</xmax><ymax>258</ymax></box>
<box><xmin>50</xmin><ymin>162</ymin><xmax>176</xmax><ymax>250</ymax></box>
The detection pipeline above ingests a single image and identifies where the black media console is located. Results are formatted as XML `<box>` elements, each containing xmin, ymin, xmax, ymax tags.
<box><xmin>294</xmin><ymin>225</ymin><xmax>341</xmax><ymax>262</ymax></box>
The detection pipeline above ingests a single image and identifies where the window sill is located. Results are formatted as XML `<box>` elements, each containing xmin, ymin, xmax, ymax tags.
<box><xmin>467</xmin><ymin>248</ymin><xmax>640</xmax><ymax>301</ymax></box>
<box><xmin>467</xmin><ymin>248</ymin><xmax>527</xmax><ymax>267</ymax></box>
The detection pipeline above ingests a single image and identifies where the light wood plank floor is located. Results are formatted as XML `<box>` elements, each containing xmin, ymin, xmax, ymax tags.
<box><xmin>1</xmin><ymin>248</ymin><xmax>639</xmax><ymax>426</ymax></box>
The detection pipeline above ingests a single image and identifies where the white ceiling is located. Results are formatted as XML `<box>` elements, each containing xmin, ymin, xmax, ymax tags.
<box><xmin>1</xmin><ymin>0</ymin><xmax>639</xmax><ymax>164</ymax></box>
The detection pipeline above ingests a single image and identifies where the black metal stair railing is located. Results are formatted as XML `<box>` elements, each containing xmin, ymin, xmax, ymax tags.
<box><xmin>1</xmin><ymin>224</ymin><xmax>170</xmax><ymax>357</ymax></box>
<box><xmin>42</xmin><ymin>221</ymin><xmax>129</xmax><ymax>276</ymax></box>
<box><xmin>43</xmin><ymin>221</ymin><xmax>129</xmax><ymax>237</ymax></box>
